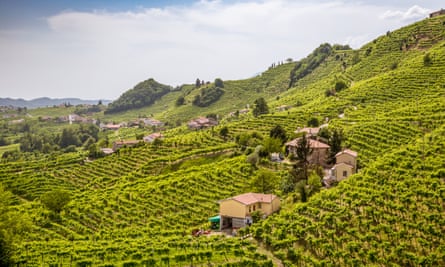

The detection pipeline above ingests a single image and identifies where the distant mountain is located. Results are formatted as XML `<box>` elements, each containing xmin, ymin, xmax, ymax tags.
<box><xmin>0</xmin><ymin>97</ymin><xmax>111</xmax><ymax>109</ymax></box>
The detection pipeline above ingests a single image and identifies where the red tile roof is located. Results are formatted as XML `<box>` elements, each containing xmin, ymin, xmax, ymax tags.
<box><xmin>285</xmin><ymin>138</ymin><xmax>330</xmax><ymax>149</ymax></box>
<box><xmin>227</xmin><ymin>193</ymin><xmax>277</xmax><ymax>205</ymax></box>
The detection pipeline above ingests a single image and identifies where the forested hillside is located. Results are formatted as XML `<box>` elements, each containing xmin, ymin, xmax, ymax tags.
<box><xmin>105</xmin><ymin>78</ymin><xmax>172</xmax><ymax>114</ymax></box>
<box><xmin>0</xmin><ymin>15</ymin><xmax>444</xmax><ymax>266</ymax></box>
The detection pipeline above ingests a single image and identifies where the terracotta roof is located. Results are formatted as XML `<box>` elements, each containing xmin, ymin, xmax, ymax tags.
<box><xmin>336</xmin><ymin>149</ymin><xmax>358</xmax><ymax>158</ymax></box>
<box><xmin>114</xmin><ymin>140</ymin><xmax>140</xmax><ymax>145</ymax></box>
<box><xmin>104</xmin><ymin>124</ymin><xmax>121</xmax><ymax>130</ymax></box>
<box><xmin>227</xmin><ymin>193</ymin><xmax>277</xmax><ymax>205</ymax></box>
<box><xmin>285</xmin><ymin>138</ymin><xmax>330</xmax><ymax>149</ymax></box>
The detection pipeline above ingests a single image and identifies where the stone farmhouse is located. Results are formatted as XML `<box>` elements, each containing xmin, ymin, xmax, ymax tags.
<box><xmin>430</xmin><ymin>9</ymin><xmax>445</xmax><ymax>18</ymax></box>
<box><xmin>143</xmin><ymin>132</ymin><xmax>163</xmax><ymax>143</ymax></box>
<box><xmin>285</xmin><ymin>138</ymin><xmax>330</xmax><ymax>167</ymax></box>
<box><xmin>187</xmin><ymin>117</ymin><xmax>218</xmax><ymax>130</ymax></box>
<box><xmin>112</xmin><ymin>140</ymin><xmax>140</xmax><ymax>151</ymax></box>
<box><xmin>330</xmin><ymin>149</ymin><xmax>358</xmax><ymax>181</ymax></box>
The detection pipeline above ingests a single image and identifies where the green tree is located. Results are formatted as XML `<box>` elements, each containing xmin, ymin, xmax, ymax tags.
<box><xmin>423</xmin><ymin>53</ymin><xmax>432</xmax><ymax>66</ymax></box>
<box><xmin>88</xmin><ymin>143</ymin><xmax>104</xmax><ymax>159</ymax></box>
<box><xmin>253</xmin><ymin>98</ymin><xmax>269</xmax><ymax>117</ymax></box>
<box><xmin>60</xmin><ymin>128</ymin><xmax>80</xmax><ymax>148</ymax></box>
<box><xmin>176</xmin><ymin>96</ymin><xmax>185</xmax><ymax>106</ymax></box>
<box><xmin>251</xmin><ymin>169</ymin><xmax>279</xmax><ymax>194</ymax></box>
<box><xmin>246</xmin><ymin>149</ymin><xmax>260</xmax><ymax>167</ymax></box>
<box><xmin>263</xmin><ymin>137</ymin><xmax>282</xmax><ymax>155</ymax></box>
<box><xmin>328</xmin><ymin>128</ymin><xmax>344</xmax><ymax>164</ymax></box>
<box><xmin>214</xmin><ymin>78</ymin><xmax>224</xmax><ymax>88</ymax></box>
<box><xmin>270</xmin><ymin>125</ymin><xmax>287</xmax><ymax>144</ymax></box>
<box><xmin>334</xmin><ymin>80</ymin><xmax>348</xmax><ymax>92</ymax></box>
<box><xmin>41</xmin><ymin>189</ymin><xmax>71</xmax><ymax>214</ymax></box>
<box><xmin>307</xmin><ymin>117</ymin><xmax>319</xmax><ymax>127</ymax></box>
<box><xmin>192</xmin><ymin>87</ymin><xmax>224</xmax><ymax>107</ymax></box>
<box><xmin>295</xmin><ymin>134</ymin><xmax>313</xmax><ymax>181</ymax></box>
<box><xmin>306</xmin><ymin>171</ymin><xmax>322</xmax><ymax>197</ymax></box>
<box><xmin>219</xmin><ymin>126</ymin><xmax>229</xmax><ymax>140</ymax></box>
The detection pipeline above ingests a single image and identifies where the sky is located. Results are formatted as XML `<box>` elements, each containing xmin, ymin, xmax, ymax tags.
<box><xmin>0</xmin><ymin>0</ymin><xmax>442</xmax><ymax>100</ymax></box>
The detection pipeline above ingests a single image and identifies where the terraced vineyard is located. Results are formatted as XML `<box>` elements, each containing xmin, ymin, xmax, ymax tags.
<box><xmin>1</xmin><ymin>133</ymin><xmax>273</xmax><ymax>265</ymax></box>
<box><xmin>252</xmin><ymin>125</ymin><xmax>445</xmax><ymax>266</ymax></box>
<box><xmin>1</xmin><ymin>15</ymin><xmax>445</xmax><ymax>267</ymax></box>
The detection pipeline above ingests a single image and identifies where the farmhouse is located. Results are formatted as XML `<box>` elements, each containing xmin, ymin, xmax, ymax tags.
<box><xmin>286</xmin><ymin>138</ymin><xmax>330</xmax><ymax>166</ymax></box>
<box><xmin>429</xmin><ymin>9</ymin><xmax>445</xmax><ymax>18</ymax></box>
<box><xmin>219</xmin><ymin>193</ymin><xmax>280</xmax><ymax>230</ymax></box>
<box><xmin>330</xmin><ymin>149</ymin><xmax>358</xmax><ymax>181</ymax></box>
<box><xmin>143</xmin><ymin>132</ymin><xmax>163</xmax><ymax>143</ymax></box>
<box><xmin>112</xmin><ymin>140</ymin><xmax>140</xmax><ymax>151</ymax></box>
<box><xmin>142</xmin><ymin>118</ymin><xmax>164</xmax><ymax>127</ymax></box>
<box><xmin>101</xmin><ymin>123</ymin><xmax>123</xmax><ymax>131</ymax></box>
<box><xmin>187</xmin><ymin>117</ymin><xmax>218</xmax><ymax>130</ymax></box>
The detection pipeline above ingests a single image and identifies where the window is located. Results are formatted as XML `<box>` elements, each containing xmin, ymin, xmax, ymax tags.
<box><xmin>258</xmin><ymin>203</ymin><xmax>262</xmax><ymax>209</ymax></box>
<box><xmin>343</xmin><ymin>170</ymin><xmax>348</xmax><ymax>177</ymax></box>
<box><xmin>253</xmin><ymin>205</ymin><xmax>256</xmax><ymax>211</ymax></box>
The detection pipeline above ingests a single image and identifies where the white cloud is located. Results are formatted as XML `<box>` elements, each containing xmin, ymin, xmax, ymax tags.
<box><xmin>380</xmin><ymin>5</ymin><xmax>431</xmax><ymax>22</ymax></box>
<box><xmin>0</xmin><ymin>1</ymin><xmax>433</xmax><ymax>100</ymax></box>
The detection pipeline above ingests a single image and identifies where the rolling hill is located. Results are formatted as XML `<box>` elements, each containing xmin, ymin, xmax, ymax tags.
<box><xmin>0</xmin><ymin>14</ymin><xmax>444</xmax><ymax>266</ymax></box>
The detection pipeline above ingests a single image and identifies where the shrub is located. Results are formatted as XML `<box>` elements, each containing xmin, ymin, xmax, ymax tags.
<box><xmin>334</xmin><ymin>81</ymin><xmax>348</xmax><ymax>92</ymax></box>
<box><xmin>175</xmin><ymin>96</ymin><xmax>185</xmax><ymax>106</ymax></box>
<box><xmin>307</xmin><ymin>117</ymin><xmax>320</xmax><ymax>127</ymax></box>
<box><xmin>214</xmin><ymin>78</ymin><xmax>224</xmax><ymax>88</ymax></box>
<box><xmin>193</xmin><ymin>87</ymin><xmax>224</xmax><ymax>107</ymax></box>
<box><xmin>423</xmin><ymin>53</ymin><xmax>432</xmax><ymax>66</ymax></box>
<box><xmin>390</xmin><ymin>62</ymin><xmax>398</xmax><ymax>70</ymax></box>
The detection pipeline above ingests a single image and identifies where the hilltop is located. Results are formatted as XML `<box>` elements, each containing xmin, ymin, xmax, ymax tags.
<box><xmin>0</xmin><ymin>14</ymin><xmax>444</xmax><ymax>266</ymax></box>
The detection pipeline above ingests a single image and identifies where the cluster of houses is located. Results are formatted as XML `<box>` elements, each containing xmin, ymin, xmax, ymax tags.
<box><xmin>284</xmin><ymin>126</ymin><xmax>358</xmax><ymax>183</ymax></box>
<box><xmin>101</xmin><ymin>118</ymin><xmax>164</xmax><ymax>131</ymax></box>
<box><xmin>209</xmin><ymin>125</ymin><xmax>358</xmax><ymax>233</ymax></box>
<box><xmin>100</xmin><ymin>132</ymin><xmax>164</xmax><ymax>155</ymax></box>
<box><xmin>187</xmin><ymin>116</ymin><xmax>218</xmax><ymax>130</ymax></box>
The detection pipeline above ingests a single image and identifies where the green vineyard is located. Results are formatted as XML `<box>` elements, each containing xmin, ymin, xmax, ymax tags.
<box><xmin>0</xmin><ymin>14</ymin><xmax>444</xmax><ymax>267</ymax></box>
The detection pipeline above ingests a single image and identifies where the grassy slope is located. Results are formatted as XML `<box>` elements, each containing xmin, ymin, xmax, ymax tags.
<box><xmin>0</xmin><ymin>15</ymin><xmax>444</xmax><ymax>266</ymax></box>
<box><xmin>101</xmin><ymin>63</ymin><xmax>294</xmax><ymax>124</ymax></box>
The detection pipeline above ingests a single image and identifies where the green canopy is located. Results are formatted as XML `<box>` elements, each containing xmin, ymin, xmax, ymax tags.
<box><xmin>208</xmin><ymin>215</ymin><xmax>220</xmax><ymax>223</ymax></box>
